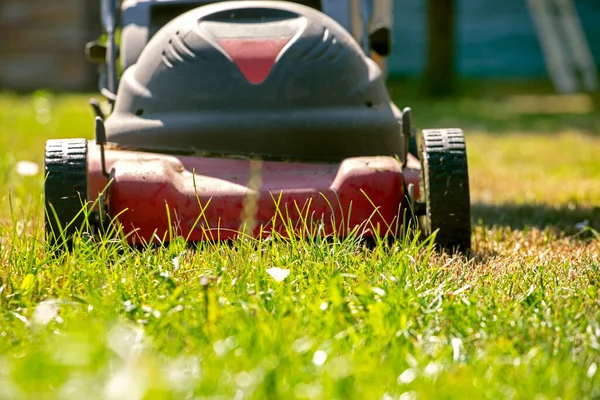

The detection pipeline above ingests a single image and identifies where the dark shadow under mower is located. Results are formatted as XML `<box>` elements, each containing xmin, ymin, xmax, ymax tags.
<box><xmin>44</xmin><ymin>1</ymin><xmax>471</xmax><ymax>254</ymax></box>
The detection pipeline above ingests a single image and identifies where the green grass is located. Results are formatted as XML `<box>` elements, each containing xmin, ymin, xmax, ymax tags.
<box><xmin>0</xmin><ymin>83</ymin><xmax>599</xmax><ymax>399</ymax></box>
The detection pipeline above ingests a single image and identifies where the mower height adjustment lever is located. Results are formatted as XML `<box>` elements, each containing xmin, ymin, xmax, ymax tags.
<box><xmin>400</xmin><ymin>107</ymin><xmax>413</xmax><ymax>168</ymax></box>
<box><xmin>89</xmin><ymin>98</ymin><xmax>105</xmax><ymax>120</ymax></box>
<box><xmin>95</xmin><ymin>117</ymin><xmax>109</xmax><ymax>179</ymax></box>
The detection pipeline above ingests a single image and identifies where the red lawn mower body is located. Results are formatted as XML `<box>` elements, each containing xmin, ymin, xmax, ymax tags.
<box><xmin>44</xmin><ymin>1</ymin><xmax>472</xmax><ymax>252</ymax></box>
<box><xmin>87</xmin><ymin>146</ymin><xmax>421</xmax><ymax>243</ymax></box>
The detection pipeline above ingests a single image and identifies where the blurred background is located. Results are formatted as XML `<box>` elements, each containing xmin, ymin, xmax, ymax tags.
<box><xmin>0</xmin><ymin>0</ymin><xmax>598</xmax><ymax>94</ymax></box>
<box><xmin>0</xmin><ymin>0</ymin><xmax>100</xmax><ymax>91</ymax></box>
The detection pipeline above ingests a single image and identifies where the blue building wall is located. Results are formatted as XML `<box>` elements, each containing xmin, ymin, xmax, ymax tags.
<box><xmin>387</xmin><ymin>0</ymin><xmax>600</xmax><ymax>78</ymax></box>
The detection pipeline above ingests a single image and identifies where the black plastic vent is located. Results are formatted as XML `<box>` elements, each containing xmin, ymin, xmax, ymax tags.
<box><xmin>161</xmin><ymin>30</ymin><xmax>199</xmax><ymax>68</ymax></box>
<box><xmin>201</xmin><ymin>7</ymin><xmax>299</xmax><ymax>23</ymax></box>
<box><xmin>299</xmin><ymin>27</ymin><xmax>341</xmax><ymax>62</ymax></box>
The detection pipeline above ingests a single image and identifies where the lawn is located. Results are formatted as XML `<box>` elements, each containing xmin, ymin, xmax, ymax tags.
<box><xmin>0</xmin><ymin>82</ymin><xmax>599</xmax><ymax>399</ymax></box>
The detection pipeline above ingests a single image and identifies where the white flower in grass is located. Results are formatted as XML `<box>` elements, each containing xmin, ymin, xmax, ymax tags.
<box><xmin>292</xmin><ymin>337</ymin><xmax>313</xmax><ymax>354</ymax></box>
<box><xmin>33</xmin><ymin>300</ymin><xmax>59</xmax><ymax>325</ymax></box>
<box><xmin>451</xmin><ymin>337</ymin><xmax>463</xmax><ymax>362</ymax></box>
<box><xmin>172</xmin><ymin>256</ymin><xmax>180</xmax><ymax>271</ymax></box>
<box><xmin>104</xmin><ymin>366</ymin><xmax>147</xmax><ymax>400</ymax></box>
<box><xmin>15</xmin><ymin>160</ymin><xmax>39</xmax><ymax>176</ymax></box>
<box><xmin>312</xmin><ymin>350</ymin><xmax>327</xmax><ymax>366</ymax></box>
<box><xmin>399</xmin><ymin>392</ymin><xmax>417</xmax><ymax>400</ymax></box>
<box><xmin>266</xmin><ymin>267</ymin><xmax>290</xmax><ymax>282</ymax></box>
<box><xmin>108</xmin><ymin>323</ymin><xmax>145</xmax><ymax>361</ymax></box>
<box><xmin>166</xmin><ymin>357</ymin><xmax>201</xmax><ymax>391</ymax></box>
<box><xmin>588</xmin><ymin>362</ymin><xmax>597</xmax><ymax>379</ymax></box>
<box><xmin>424</xmin><ymin>362</ymin><xmax>443</xmax><ymax>378</ymax></box>
<box><xmin>397</xmin><ymin>368</ymin><xmax>417</xmax><ymax>384</ymax></box>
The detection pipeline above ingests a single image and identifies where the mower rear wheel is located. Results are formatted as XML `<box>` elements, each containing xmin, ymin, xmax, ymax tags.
<box><xmin>418</xmin><ymin>128</ymin><xmax>471</xmax><ymax>253</ymax></box>
<box><xmin>44</xmin><ymin>139</ymin><xmax>89</xmax><ymax>249</ymax></box>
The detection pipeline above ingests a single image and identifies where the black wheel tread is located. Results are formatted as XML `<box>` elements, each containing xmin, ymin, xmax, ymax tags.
<box><xmin>419</xmin><ymin>128</ymin><xmax>471</xmax><ymax>253</ymax></box>
<box><xmin>44</xmin><ymin>139</ymin><xmax>89</xmax><ymax>248</ymax></box>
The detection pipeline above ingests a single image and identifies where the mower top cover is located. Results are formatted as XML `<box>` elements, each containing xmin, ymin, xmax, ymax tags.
<box><xmin>104</xmin><ymin>1</ymin><xmax>403</xmax><ymax>162</ymax></box>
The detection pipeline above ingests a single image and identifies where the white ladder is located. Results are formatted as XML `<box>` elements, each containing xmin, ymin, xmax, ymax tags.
<box><xmin>527</xmin><ymin>0</ymin><xmax>598</xmax><ymax>93</ymax></box>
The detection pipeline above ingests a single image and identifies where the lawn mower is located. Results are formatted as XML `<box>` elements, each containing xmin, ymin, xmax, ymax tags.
<box><xmin>44</xmin><ymin>0</ymin><xmax>472</xmax><ymax>252</ymax></box>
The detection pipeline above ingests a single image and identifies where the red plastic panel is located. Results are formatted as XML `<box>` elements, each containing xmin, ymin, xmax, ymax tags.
<box><xmin>87</xmin><ymin>147</ymin><xmax>422</xmax><ymax>244</ymax></box>
<box><xmin>87</xmin><ymin>146</ymin><xmax>420</xmax><ymax>244</ymax></box>
<box><xmin>217</xmin><ymin>38</ymin><xmax>292</xmax><ymax>84</ymax></box>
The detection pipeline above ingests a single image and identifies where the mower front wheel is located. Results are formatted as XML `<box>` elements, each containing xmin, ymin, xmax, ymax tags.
<box><xmin>418</xmin><ymin>128</ymin><xmax>471</xmax><ymax>253</ymax></box>
<box><xmin>44</xmin><ymin>139</ymin><xmax>89</xmax><ymax>249</ymax></box>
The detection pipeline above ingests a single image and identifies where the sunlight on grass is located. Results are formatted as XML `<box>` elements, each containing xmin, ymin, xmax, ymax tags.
<box><xmin>505</xmin><ymin>94</ymin><xmax>594</xmax><ymax>114</ymax></box>
<box><xmin>0</xmin><ymin>90</ymin><xmax>599</xmax><ymax>399</ymax></box>
<box><xmin>468</xmin><ymin>130</ymin><xmax>600</xmax><ymax>206</ymax></box>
